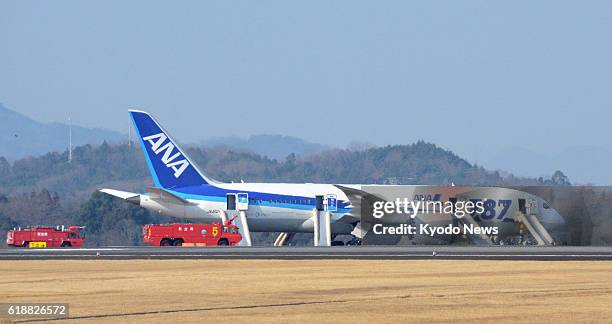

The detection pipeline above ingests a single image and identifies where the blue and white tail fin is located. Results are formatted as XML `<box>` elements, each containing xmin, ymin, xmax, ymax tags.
<box><xmin>129</xmin><ymin>110</ymin><xmax>215</xmax><ymax>189</ymax></box>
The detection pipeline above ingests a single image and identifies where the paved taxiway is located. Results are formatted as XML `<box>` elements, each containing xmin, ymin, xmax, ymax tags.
<box><xmin>1</xmin><ymin>246</ymin><xmax>612</xmax><ymax>260</ymax></box>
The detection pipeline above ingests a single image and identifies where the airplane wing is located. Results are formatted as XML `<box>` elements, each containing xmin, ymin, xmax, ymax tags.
<box><xmin>334</xmin><ymin>185</ymin><xmax>388</xmax><ymax>238</ymax></box>
<box><xmin>99</xmin><ymin>189</ymin><xmax>141</xmax><ymax>204</ymax></box>
<box><xmin>147</xmin><ymin>187</ymin><xmax>196</xmax><ymax>205</ymax></box>
<box><xmin>100</xmin><ymin>188</ymin><xmax>195</xmax><ymax>206</ymax></box>
<box><xmin>334</xmin><ymin>184</ymin><xmax>386</xmax><ymax>216</ymax></box>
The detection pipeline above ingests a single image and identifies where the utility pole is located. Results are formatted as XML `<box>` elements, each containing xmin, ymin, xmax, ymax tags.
<box><xmin>68</xmin><ymin>117</ymin><xmax>72</xmax><ymax>163</ymax></box>
<box><xmin>128</xmin><ymin>122</ymin><xmax>132</xmax><ymax>147</ymax></box>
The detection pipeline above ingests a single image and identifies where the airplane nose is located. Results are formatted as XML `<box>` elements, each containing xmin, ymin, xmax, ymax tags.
<box><xmin>539</xmin><ymin>209</ymin><xmax>566</xmax><ymax>231</ymax></box>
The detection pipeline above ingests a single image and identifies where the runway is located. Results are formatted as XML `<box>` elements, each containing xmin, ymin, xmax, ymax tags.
<box><xmin>1</xmin><ymin>245</ymin><xmax>612</xmax><ymax>260</ymax></box>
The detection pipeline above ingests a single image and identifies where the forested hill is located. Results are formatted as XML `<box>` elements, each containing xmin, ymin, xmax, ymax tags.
<box><xmin>0</xmin><ymin>141</ymin><xmax>534</xmax><ymax>202</ymax></box>
<box><xmin>0</xmin><ymin>140</ymin><xmax>538</xmax><ymax>246</ymax></box>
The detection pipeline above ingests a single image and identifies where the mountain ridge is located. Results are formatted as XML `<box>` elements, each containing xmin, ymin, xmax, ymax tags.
<box><xmin>200</xmin><ymin>134</ymin><xmax>330</xmax><ymax>160</ymax></box>
<box><xmin>0</xmin><ymin>103</ymin><xmax>125</xmax><ymax>159</ymax></box>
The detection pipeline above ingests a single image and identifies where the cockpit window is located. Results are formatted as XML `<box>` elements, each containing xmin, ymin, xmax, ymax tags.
<box><xmin>543</xmin><ymin>202</ymin><xmax>550</xmax><ymax>209</ymax></box>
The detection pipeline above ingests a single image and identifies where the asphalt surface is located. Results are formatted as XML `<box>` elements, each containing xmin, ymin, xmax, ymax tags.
<box><xmin>1</xmin><ymin>246</ymin><xmax>612</xmax><ymax>260</ymax></box>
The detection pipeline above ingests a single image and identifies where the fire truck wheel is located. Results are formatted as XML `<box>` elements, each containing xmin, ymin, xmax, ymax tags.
<box><xmin>218</xmin><ymin>239</ymin><xmax>229</xmax><ymax>246</ymax></box>
<box><xmin>61</xmin><ymin>242</ymin><xmax>71</xmax><ymax>247</ymax></box>
<box><xmin>173</xmin><ymin>239</ymin><xmax>183</xmax><ymax>246</ymax></box>
<box><xmin>22</xmin><ymin>242</ymin><xmax>29</xmax><ymax>248</ymax></box>
<box><xmin>160</xmin><ymin>239</ymin><xmax>172</xmax><ymax>246</ymax></box>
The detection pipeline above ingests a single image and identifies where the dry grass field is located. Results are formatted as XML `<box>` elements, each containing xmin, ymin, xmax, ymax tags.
<box><xmin>1</xmin><ymin>260</ymin><xmax>611</xmax><ymax>323</ymax></box>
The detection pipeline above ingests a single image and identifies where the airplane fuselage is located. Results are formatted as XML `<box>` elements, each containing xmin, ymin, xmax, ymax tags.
<box><xmin>138</xmin><ymin>183</ymin><xmax>357</xmax><ymax>234</ymax></box>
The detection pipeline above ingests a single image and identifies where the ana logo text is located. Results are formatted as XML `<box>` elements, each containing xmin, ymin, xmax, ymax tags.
<box><xmin>142</xmin><ymin>133</ymin><xmax>190</xmax><ymax>178</ymax></box>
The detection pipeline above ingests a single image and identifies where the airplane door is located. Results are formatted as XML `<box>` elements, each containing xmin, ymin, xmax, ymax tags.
<box><xmin>227</xmin><ymin>194</ymin><xmax>236</xmax><ymax>211</ymax></box>
<box><xmin>237</xmin><ymin>193</ymin><xmax>249</xmax><ymax>211</ymax></box>
<box><xmin>518</xmin><ymin>198</ymin><xmax>526</xmax><ymax>214</ymax></box>
<box><xmin>325</xmin><ymin>194</ymin><xmax>337</xmax><ymax>212</ymax></box>
<box><xmin>316</xmin><ymin>195</ymin><xmax>324</xmax><ymax>211</ymax></box>
<box><xmin>527</xmin><ymin>198</ymin><xmax>537</xmax><ymax>215</ymax></box>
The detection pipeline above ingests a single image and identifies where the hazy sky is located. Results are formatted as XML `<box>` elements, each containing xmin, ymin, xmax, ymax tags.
<box><xmin>1</xmin><ymin>1</ymin><xmax>611</xmax><ymax>164</ymax></box>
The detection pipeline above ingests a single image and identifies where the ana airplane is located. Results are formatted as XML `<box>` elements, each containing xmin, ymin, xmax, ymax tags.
<box><xmin>101</xmin><ymin>110</ymin><xmax>565</xmax><ymax>246</ymax></box>
<box><xmin>101</xmin><ymin>110</ymin><xmax>358</xmax><ymax>245</ymax></box>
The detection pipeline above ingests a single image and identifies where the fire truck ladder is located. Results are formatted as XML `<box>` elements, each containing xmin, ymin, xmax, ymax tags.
<box><xmin>219</xmin><ymin>210</ymin><xmax>228</xmax><ymax>223</ymax></box>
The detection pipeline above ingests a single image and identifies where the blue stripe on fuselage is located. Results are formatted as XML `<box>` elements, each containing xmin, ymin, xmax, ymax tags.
<box><xmin>161</xmin><ymin>185</ymin><xmax>351</xmax><ymax>213</ymax></box>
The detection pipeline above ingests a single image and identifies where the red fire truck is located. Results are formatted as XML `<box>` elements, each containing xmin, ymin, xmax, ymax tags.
<box><xmin>142</xmin><ymin>219</ymin><xmax>242</xmax><ymax>247</ymax></box>
<box><xmin>6</xmin><ymin>226</ymin><xmax>85</xmax><ymax>248</ymax></box>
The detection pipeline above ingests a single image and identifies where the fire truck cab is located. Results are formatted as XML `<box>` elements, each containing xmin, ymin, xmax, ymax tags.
<box><xmin>6</xmin><ymin>226</ymin><xmax>85</xmax><ymax>248</ymax></box>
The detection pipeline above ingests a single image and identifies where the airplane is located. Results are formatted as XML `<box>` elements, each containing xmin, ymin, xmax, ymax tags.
<box><xmin>101</xmin><ymin>110</ymin><xmax>358</xmax><ymax>245</ymax></box>
<box><xmin>101</xmin><ymin>110</ymin><xmax>565</xmax><ymax>246</ymax></box>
